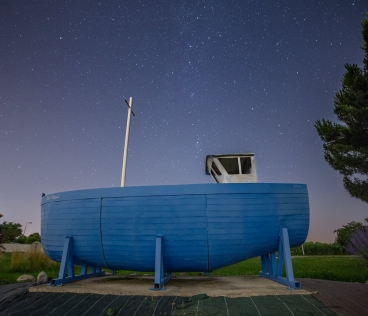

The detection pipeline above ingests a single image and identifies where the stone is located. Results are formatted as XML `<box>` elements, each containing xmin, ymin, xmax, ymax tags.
<box><xmin>17</xmin><ymin>274</ymin><xmax>35</xmax><ymax>282</ymax></box>
<box><xmin>30</xmin><ymin>242</ymin><xmax>43</xmax><ymax>252</ymax></box>
<box><xmin>37</xmin><ymin>271</ymin><xmax>48</xmax><ymax>283</ymax></box>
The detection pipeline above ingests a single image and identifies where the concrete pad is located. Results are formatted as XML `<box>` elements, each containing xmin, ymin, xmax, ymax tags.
<box><xmin>30</xmin><ymin>275</ymin><xmax>311</xmax><ymax>298</ymax></box>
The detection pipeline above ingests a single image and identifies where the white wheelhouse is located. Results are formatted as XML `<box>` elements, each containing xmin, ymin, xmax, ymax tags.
<box><xmin>206</xmin><ymin>154</ymin><xmax>257</xmax><ymax>183</ymax></box>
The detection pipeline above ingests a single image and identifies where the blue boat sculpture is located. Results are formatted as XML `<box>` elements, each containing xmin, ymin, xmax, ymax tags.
<box><xmin>41</xmin><ymin>154</ymin><xmax>309</xmax><ymax>289</ymax></box>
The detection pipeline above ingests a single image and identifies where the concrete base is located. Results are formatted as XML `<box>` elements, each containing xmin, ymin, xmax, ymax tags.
<box><xmin>30</xmin><ymin>275</ymin><xmax>311</xmax><ymax>297</ymax></box>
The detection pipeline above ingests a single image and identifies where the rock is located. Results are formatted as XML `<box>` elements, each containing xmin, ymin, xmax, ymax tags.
<box><xmin>17</xmin><ymin>274</ymin><xmax>35</xmax><ymax>282</ymax></box>
<box><xmin>37</xmin><ymin>271</ymin><xmax>48</xmax><ymax>283</ymax></box>
<box><xmin>311</xmin><ymin>291</ymin><xmax>319</xmax><ymax>295</ymax></box>
<box><xmin>30</xmin><ymin>242</ymin><xmax>43</xmax><ymax>252</ymax></box>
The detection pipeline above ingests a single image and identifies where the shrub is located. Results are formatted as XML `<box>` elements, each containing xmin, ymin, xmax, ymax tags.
<box><xmin>334</xmin><ymin>221</ymin><xmax>365</xmax><ymax>247</ymax></box>
<box><xmin>15</xmin><ymin>235</ymin><xmax>27</xmax><ymax>244</ymax></box>
<box><xmin>15</xmin><ymin>233</ymin><xmax>41</xmax><ymax>244</ymax></box>
<box><xmin>27</xmin><ymin>233</ymin><xmax>41</xmax><ymax>243</ymax></box>
<box><xmin>26</xmin><ymin>237</ymin><xmax>38</xmax><ymax>244</ymax></box>
<box><xmin>346</xmin><ymin>227</ymin><xmax>368</xmax><ymax>261</ymax></box>
<box><xmin>291</xmin><ymin>242</ymin><xmax>346</xmax><ymax>256</ymax></box>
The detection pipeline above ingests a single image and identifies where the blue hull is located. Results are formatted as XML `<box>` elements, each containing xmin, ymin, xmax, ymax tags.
<box><xmin>41</xmin><ymin>183</ymin><xmax>309</xmax><ymax>272</ymax></box>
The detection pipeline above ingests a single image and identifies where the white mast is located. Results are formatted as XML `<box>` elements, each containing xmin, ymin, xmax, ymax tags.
<box><xmin>121</xmin><ymin>97</ymin><xmax>134</xmax><ymax>187</ymax></box>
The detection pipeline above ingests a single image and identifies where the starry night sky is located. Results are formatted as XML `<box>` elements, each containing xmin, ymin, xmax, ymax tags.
<box><xmin>1</xmin><ymin>1</ymin><xmax>367</xmax><ymax>242</ymax></box>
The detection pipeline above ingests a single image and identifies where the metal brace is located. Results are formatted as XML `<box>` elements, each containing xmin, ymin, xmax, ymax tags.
<box><xmin>259</xmin><ymin>227</ymin><xmax>301</xmax><ymax>290</ymax></box>
<box><xmin>150</xmin><ymin>234</ymin><xmax>174</xmax><ymax>290</ymax></box>
<box><xmin>50</xmin><ymin>236</ymin><xmax>105</xmax><ymax>286</ymax></box>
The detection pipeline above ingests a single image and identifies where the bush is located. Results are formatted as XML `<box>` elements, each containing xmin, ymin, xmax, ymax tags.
<box><xmin>15</xmin><ymin>235</ymin><xmax>27</xmax><ymax>244</ymax></box>
<box><xmin>15</xmin><ymin>233</ymin><xmax>41</xmax><ymax>244</ymax></box>
<box><xmin>291</xmin><ymin>242</ymin><xmax>346</xmax><ymax>256</ymax></box>
<box><xmin>334</xmin><ymin>221</ymin><xmax>365</xmax><ymax>247</ymax></box>
<box><xmin>346</xmin><ymin>227</ymin><xmax>368</xmax><ymax>261</ymax></box>
<box><xmin>27</xmin><ymin>233</ymin><xmax>41</xmax><ymax>243</ymax></box>
<box><xmin>25</xmin><ymin>237</ymin><xmax>38</xmax><ymax>244</ymax></box>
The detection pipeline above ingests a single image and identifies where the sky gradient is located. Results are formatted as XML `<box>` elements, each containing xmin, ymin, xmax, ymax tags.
<box><xmin>1</xmin><ymin>0</ymin><xmax>367</xmax><ymax>242</ymax></box>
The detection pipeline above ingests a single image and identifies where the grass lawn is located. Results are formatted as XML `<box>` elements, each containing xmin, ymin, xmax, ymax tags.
<box><xmin>0</xmin><ymin>252</ymin><xmax>60</xmax><ymax>285</ymax></box>
<box><xmin>1</xmin><ymin>252</ymin><xmax>368</xmax><ymax>285</ymax></box>
<box><xmin>213</xmin><ymin>256</ymin><xmax>368</xmax><ymax>283</ymax></box>
<box><xmin>293</xmin><ymin>256</ymin><xmax>368</xmax><ymax>283</ymax></box>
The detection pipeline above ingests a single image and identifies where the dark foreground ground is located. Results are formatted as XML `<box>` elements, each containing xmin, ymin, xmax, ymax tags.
<box><xmin>299</xmin><ymin>278</ymin><xmax>368</xmax><ymax>316</ymax></box>
<box><xmin>0</xmin><ymin>278</ymin><xmax>367</xmax><ymax>316</ymax></box>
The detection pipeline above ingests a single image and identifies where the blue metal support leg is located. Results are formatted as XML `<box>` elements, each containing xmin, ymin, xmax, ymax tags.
<box><xmin>259</xmin><ymin>228</ymin><xmax>301</xmax><ymax>290</ymax></box>
<box><xmin>150</xmin><ymin>235</ymin><xmax>174</xmax><ymax>290</ymax></box>
<box><xmin>50</xmin><ymin>237</ymin><xmax>105</xmax><ymax>286</ymax></box>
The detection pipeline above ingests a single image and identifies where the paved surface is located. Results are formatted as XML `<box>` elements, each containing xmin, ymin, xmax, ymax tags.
<box><xmin>1</xmin><ymin>292</ymin><xmax>333</xmax><ymax>316</ymax></box>
<box><xmin>299</xmin><ymin>278</ymin><xmax>368</xmax><ymax>316</ymax></box>
<box><xmin>4</xmin><ymin>276</ymin><xmax>367</xmax><ymax>315</ymax></box>
<box><xmin>0</xmin><ymin>282</ymin><xmax>37</xmax><ymax>312</ymax></box>
<box><xmin>30</xmin><ymin>275</ymin><xmax>311</xmax><ymax>297</ymax></box>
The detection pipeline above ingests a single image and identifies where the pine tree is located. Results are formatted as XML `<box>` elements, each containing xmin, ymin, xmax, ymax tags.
<box><xmin>315</xmin><ymin>15</ymin><xmax>368</xmax><ymax>203</ymax></box>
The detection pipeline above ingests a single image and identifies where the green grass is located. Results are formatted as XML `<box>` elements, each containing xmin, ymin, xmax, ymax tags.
<box><xmin>212</xmin><ymin>257</ymin><xmax>262</xmax><ymax>276</ymax></box>
<box><xmin>292</xmin><ymin>256</ymin><xmax>368</xmax><ymax>283</ymax></box>
<box><xmin>0</xmin><ymin>251</ymin><xmax>60</xmax><ymax>285</ymax></box>
<box><xmin>1</xmin><ymin>252</ymin><xmax>368</xmax><ymax>285</ymax></box>
<box><xmin>212</xmin><ymin>256</ymin><xmax>368</xmax><ymax>283</ymax></box>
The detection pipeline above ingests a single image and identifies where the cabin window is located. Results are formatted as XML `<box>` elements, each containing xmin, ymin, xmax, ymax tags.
<box><xmin>240</xmin><ymin>157</ymin><xmax>252</xmax><ymax>174</ymax></box>
<box><xmin>211</xmin><ymin>162</ymin><xmax>222</xmax><ymax>175</ymax></box>
<box><xmin>218</xmin><ymin>158</ymin><xmax>239</xmax><ymax>174</ymax></box>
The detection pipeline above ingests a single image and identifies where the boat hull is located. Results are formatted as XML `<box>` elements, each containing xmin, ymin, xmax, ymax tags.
<box><xmin>41</xmin><ymin>183</ymin><xmax>309</xmax><ymax>272</ymax></box>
